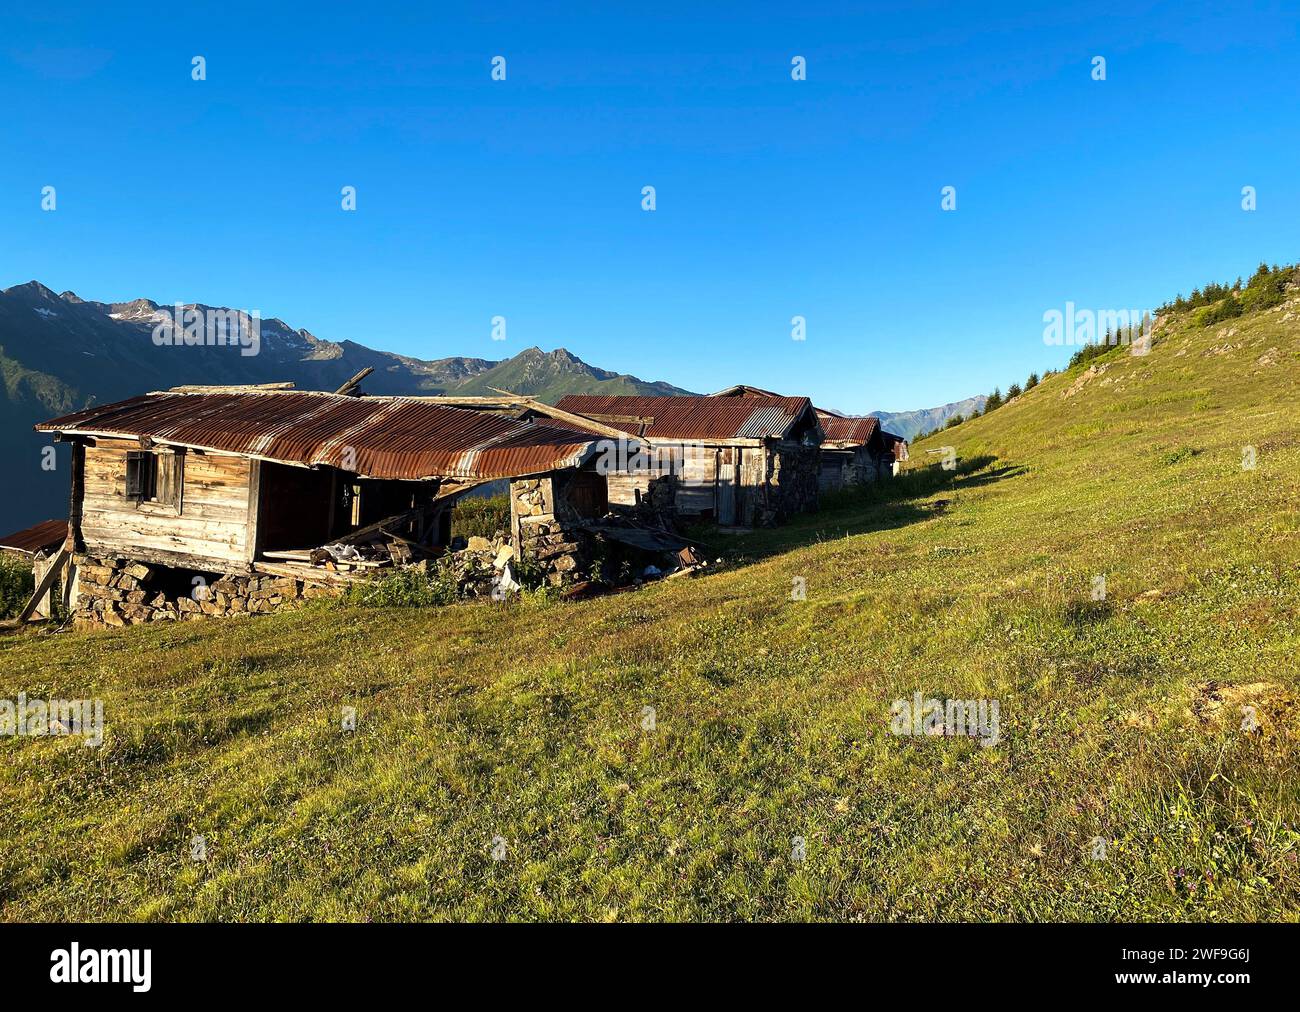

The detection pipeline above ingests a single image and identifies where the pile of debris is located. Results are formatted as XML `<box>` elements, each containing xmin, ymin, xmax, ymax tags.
<box><xmin>559</xmin><ymin>518</ymin><xmax>712</xmax><ymax>599</ymax></box>
<box><xmin>264</xmin><ymin>503</ymin><xmax>449</xmax><ymax>574</ymax></box>
<box><xmin>440</xmin><ymin>535</ymin><xmax>521</xmax><ymax>599</ymax></box>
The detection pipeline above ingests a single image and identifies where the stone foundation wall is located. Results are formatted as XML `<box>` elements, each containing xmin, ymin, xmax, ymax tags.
<box><xmin>761</xmin><ymin>443</ymin><xmax>820</xmax><ymax>525</ymax></box>
<box><xmin>71</xmin><ymin>554</ymin><xmax>341</xmax><ymax>629</ymax></box>
<box><xmin>509</xmin><ymin>477</ymin><xmax>590</xmax><ymax>585</ymax></box>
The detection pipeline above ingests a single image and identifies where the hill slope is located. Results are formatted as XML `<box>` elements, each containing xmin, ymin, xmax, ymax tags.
<box><xmin>2</xmin><ymin>285</ymin><xmax>1299</xmax><ymax>921</ymax></box>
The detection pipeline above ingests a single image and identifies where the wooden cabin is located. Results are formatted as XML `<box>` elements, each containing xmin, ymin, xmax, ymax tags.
<box><xmin>0</xmin><ymin>519</ymin><xmax>69</xmax><ymax>621</ymax></box>
<box><xmin>709</xmin><ymin>385</ymin><xmax>896</xmax><ymax>492</ymax></box>
<box><xmin>34</xmin><ymin>385</ymin><xmax>624</xmax><ymax>625</ymax></box>
<box><xmin>555</xmin><ymin>394</ymin><xmax>824</xmax><ymax>527</ymax></box>
<box><xmin>817</xmin><ymin>413</ymin><xmax>890</xmax><ymax>490</ymax></box>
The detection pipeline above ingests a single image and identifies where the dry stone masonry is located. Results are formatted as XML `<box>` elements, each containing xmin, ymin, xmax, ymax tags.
<box><xmin>509</xmin><ymin>477</ymin><xmax>589</xmax><ymax>585</ymax></box>
<box><xmin>71</xmin><ymin>554</ymin><xmax>342</xmax><ymax>629</ymax></box>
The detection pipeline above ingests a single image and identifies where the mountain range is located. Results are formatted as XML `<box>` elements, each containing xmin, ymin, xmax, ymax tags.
<box><xmin>871</xmin><ymin>397</ymin><xmax>987</xmax><ymax>441</ymax></box>
<box><xmin>0</xmin><ymin>280</ymin><xmax>974</xmax><ymax>533</ymax></box>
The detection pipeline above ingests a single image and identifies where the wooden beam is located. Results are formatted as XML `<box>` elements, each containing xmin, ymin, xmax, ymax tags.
<box><xmin>515</xmin><ymin>399</ymin><xmax>641</xmax><ymax>441</ymax></box>
<box><xmin>245</xmin><ymin>459</ymin><xmax>262</xmax><ymax>563</ymax></box>
<box><xmin>164</xmin><ymin>382</ymin><xmax>296</xmax><ymax>394</ymax></box>
<box><xmin>333</xmin><ymin>367</ymin><xmax>374</xmax><ymax>396</ymax></box>
<box><xmin>251</xmin><ymin>561</ymin><xmax>367</xmax><ymax>586</ymax></box>
<box><xmin>432</xmin><ymin>480</ymin><xmax>490</xmax><ymax>504</ymax></box>
<box><xmin>18</xmin><ymin>546</ymin><xmax>69</xmax><ymax>623</ymax></box>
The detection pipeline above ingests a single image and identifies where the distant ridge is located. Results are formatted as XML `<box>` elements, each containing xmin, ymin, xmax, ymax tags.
<box><xmin>871</xmin><ymin>396</ymin><xmax>987</xmax><ymax>441</ymax></box>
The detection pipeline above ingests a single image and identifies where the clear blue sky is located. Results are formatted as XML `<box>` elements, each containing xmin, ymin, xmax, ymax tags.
<box><xmin>2</xmin><ymin>2</ymin><xmax>1297</xmax><ymax>412</ymax></box>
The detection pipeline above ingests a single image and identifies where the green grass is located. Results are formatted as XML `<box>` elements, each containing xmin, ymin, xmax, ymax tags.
<box><xmin>449</xmin><ymin>494</ymin><xmax>510</xmax><ymax>541</ymax></box>
<box><xmin>2</xmin><ymin>299</ymin><xmax>1299</xmax><ymax>921</ymax></box>
<box><xmin>0</xmin><ymin>554</ymin><xmax>33</xmax><ymax>619</ymax></box>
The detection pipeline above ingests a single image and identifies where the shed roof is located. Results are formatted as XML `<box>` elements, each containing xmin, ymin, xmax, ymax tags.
<box><xmin>36</xmin><ymin>390</ymin><xmax>612</xmax><ymax>481</ymax></box>
<box><xmin>707</xmin><ymin>386</ymin><xmax>884</xmax><ymax>449</ymax></box>
<box><xmin>820</xmin><ymin>415</ymin><xmax>880</xmax><ymax>445</ymax></box>
<box><xmin>0</xmin><ymin>519</ymin><xmax>68</xmax><ymax>556</ymax></box>
<box><xmin>555</xmin><ymin>394</ymin><xmax>821</xmax><ymax>442</ymax></box>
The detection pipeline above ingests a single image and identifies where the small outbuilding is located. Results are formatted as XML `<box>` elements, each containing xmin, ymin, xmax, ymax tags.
<box><xmin>709</xmin><ymin>385</ymin><xmax>899</xmax><ymax>491</ymax></box>
<box><xmin>0</xmin><ymin>519</ymin><xmax>67</xmax><ymax>559</ymax></box>
<box><xmin>555</xmin><ymin>393</ymin><xmax>824</xmax><ymax>527</ymax></box>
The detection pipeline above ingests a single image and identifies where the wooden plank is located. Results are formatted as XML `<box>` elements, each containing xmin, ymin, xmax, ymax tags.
<box><xmin>252</xmin><ymin>561</ymin><xmax>367</xmax><ymax>586</ymax></box>
<box><xmin>163</xmin><ymin>382</ymin><xmax>296</xmax><ymax>393</ymax></box>
<box><xmin>18</xmin><ymin>546</ymin><xmax>69</xmax><ymax>623</ymax></box>
<box><xmin>261</xmin><ymin>549</ymin><xmax>313</xmax><ymax>561</ymax></box>
<box><xmin>31</xmin><ymin>555</ymin><xmax>55</xmax><ymax>619</ymax></box>
<box><xmin>245</xmin><ymin>459</ymin><xmax>262</xmax><ymax>562</ymax></box>
<box><xmin>61</xmin><ymin>556</ymin><xmax>78</xmax><ymax>613</ymax></box>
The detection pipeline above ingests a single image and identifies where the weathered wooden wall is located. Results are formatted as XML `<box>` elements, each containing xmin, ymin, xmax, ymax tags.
<box><xmin>80</xmin><ymin>437</ymin><xmax>253</xmax><ymax>569</ymax></box>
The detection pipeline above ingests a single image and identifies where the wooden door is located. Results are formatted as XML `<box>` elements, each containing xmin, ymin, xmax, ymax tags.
<box><xmin>717</xmin><ymin>449</ymin><xmax>737</xmax><ymax>525</ymax></box>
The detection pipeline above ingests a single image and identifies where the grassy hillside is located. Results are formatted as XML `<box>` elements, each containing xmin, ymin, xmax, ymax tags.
<box><xmin>1</xmin><ymin>296</ymin><xmax>1298</xmax><ymax>922</ymax></box>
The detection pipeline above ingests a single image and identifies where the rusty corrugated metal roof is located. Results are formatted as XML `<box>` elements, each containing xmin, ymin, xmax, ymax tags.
<box><xmin>36</xmin><ymin>391</ymin><xmax>608</xmax><ymax>481</ymax></box>
<box><xmin>555</xmin><ymin>394</ymin><xmax>818</xmax><ymax>441</ymax></box>
<box><xmin>708</xmin><ymin>387</ymin><xmax>882</xmax><ymax>447</ymax></box>
<box><xmin>0</xmin><ymin>519</ymin><xmax>67</xmax><ymax>556</ymax></box>
<box><xmin>821</xmin><ymin>415</ymin><xmax>880</xmax><ymax>445</ymax></box>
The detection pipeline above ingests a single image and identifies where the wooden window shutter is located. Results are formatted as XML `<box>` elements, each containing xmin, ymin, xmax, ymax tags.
<box><xmin>155</xmin><ymin>450</ymin><xmax>184</xmax><ymax>507</ymax></box>
<box><xmin>125</xmin><ymin>451</ymin><xmax>149</xmax><ymax>499</ymax></box>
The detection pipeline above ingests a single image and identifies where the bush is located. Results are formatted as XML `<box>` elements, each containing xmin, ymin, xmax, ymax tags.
<box><xmin>1239</xmin><ymin>265</ymin><xmax>1292</xmax><ymax>314</ymax></box>
<box><xmin>1067</xmin><ymin>340</ymin><xmax>1117</xmax><ymax>370</ymax></box>
<box><xmin>1193</xmin><ymin>296</ymin><xmax>1244</xmax><ymax>327</ymax></box>
<box><xmin>0</xmin><ymin>555</ymin><xmax>34</xmax><ymax>619</ymax></box>
<box><xmin>451</xmin><ymin>494</ymin><xmax>510</xmax><ymax>540</ymax></box>
<box><xmin>342</xmin><ymin>563</ymin><xmax>459</xmax><ymax>608</ymax></box>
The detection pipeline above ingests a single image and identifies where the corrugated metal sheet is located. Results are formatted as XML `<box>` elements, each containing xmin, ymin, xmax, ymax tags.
<box><xmin>555</xmin><ymin>394</ymin><xmax>816</xmax><ymax>441</ymax></box>
<box><xmin>821</xmin><ymin>415</ymin><xmax>880</xmax><ymax>445</ymax></box>
<box><xmin>0</xmin><ymin>518</ymin><xmax>68</xmax><ymax>556</ymax></box>
<box><xmin>709</xmin><ymin>389</ymin><xmax>878</xmax><ymax>447</ymax></box>
<box><xmin>36</xmin><ymin>391</ymin><xmax>607</xmax><ymax>481</ymax></box>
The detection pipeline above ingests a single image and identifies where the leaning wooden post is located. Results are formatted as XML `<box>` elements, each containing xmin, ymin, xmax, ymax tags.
<box><xmin>18</xmin><ymin>546</ymin><xmax>70</xmax><ymax>623</ymax></box>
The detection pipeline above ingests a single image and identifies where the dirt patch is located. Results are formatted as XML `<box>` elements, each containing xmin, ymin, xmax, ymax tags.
<box><xmin>1123</xmin><ymin>680</ymin><xmax>1297</xmax><ymax>738</ymax></box>
<box><xmin>1187</xmin><ymin>680</ymin><xmax>1296</xmax><ymax>738</ymax></box>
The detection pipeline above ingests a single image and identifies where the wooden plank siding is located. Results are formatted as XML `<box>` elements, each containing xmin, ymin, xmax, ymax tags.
<box><xmin>79</xmin><ymin>437</ymin><xmax>253</xmax><ymax>569</ymax></box>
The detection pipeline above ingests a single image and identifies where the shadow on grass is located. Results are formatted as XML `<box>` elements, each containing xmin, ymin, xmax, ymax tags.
<box><xmin>696</xmin><ymin>454</ymin><xmax>1026</xmax><ymax>564</ymax></box>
